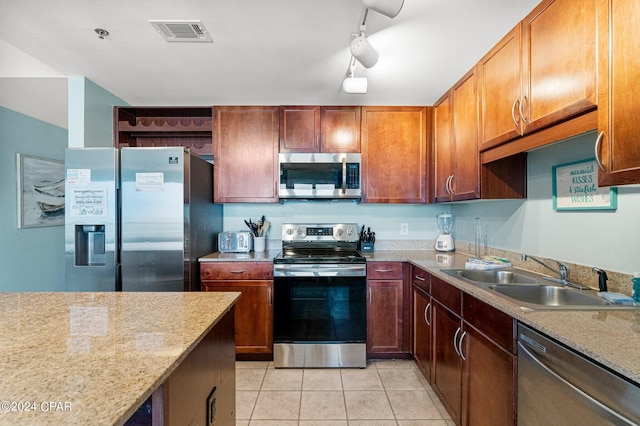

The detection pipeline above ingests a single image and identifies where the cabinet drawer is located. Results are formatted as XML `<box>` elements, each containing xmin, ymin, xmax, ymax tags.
<box><xmin>201</xmin><ymin>261</ymin><xmax>273</xmax><ymax>280</ymax></box>
<box><xmin>411</xmin><ymin>265</ymin><xmax>430</xmax><ymax>293</ymax></box>
<box><xmin>431</xmin><ymin>276</ymin><xmax>462</xmax><ymax>315</ymax></box>
<box><xmin>463</xmin><ymin>293</ymin><xmax>516</xmax><ymax>353</ymax></box>
<box><xmin>367</xmin><ymin>262</ymin><xmax>403</xmax><ymax>280</ymax></box>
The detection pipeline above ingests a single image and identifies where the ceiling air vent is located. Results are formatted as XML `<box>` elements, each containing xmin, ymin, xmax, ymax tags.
<box><xmin>149</xmin><ymin>20</ymin><xmax>213</xmax><ymax>42</ymax></box>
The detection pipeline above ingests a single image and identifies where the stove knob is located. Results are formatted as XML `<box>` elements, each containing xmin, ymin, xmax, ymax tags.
<box><xmin>346</xmin><ymin>228</ymin><xmax>353</xmax><ymax>235</ymax></box>
<box><xmin>336</xmin><ymin>229</ymin><xmax>343</xmax><ymax>236</ymax></box>
<box><xmin>296</xmin><ymin>228</ymin><xmax>304</xmax><ymax>236</ymax></box>
<box><xmin>286</xmin><ymin>228</ymin><xmax>294</xmax><ymax>235</ymax></box>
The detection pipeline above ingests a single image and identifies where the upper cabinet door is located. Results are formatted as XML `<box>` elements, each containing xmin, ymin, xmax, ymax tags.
<box><xmin>433</xmin><ymin>93</ymin><xmax>454</xmax><ymax>203</ymax></box>
<box><xmin>451</xmin><ymin>69</ymin><xmax>480</xmax><ymax>201</ymax></box>
<box><xmin>596</xmin><ymin>0</ymin><xmax>640</xmax><ymax>187</ymax></box>
<box><xmin>478</xmin><ymin>24</ymin><xmax>524</xmax><ymax>151</ymax></box>
<box><xmin>320</xmin><ymin>106</ymin><xmax>361</xmax><ymax>152</ymax></box>
<box><xmin>213</xmin><ymin>106</ymin><xmax>279</xmax><ymax>203</ymax></box>
<box><xmin>279</xmin><ymin>106</ymin><xmax>320</xmax><ymax>152</ymax></box>
<box><xmin>521</xmin><ymin>0</ymin><xmax>597</xmax><ymax>133</ymax></box>
<box><xmin>361</xmin><ymin>106</ymin><xmax>429</xmax><ymax>203</ymax></box>
<box><xmin>279</xmin><ymin>106</ymin><xmax>361</xmax><ymax>153</ymax></box>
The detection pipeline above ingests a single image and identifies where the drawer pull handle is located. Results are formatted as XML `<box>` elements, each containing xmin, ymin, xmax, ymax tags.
<box><xmin>459</xmin><ymin>330</ymin><xmax>467</xmax><ymax>361</ymax></box>
<box><xmin>414</xmin><ymin>275</ymin><xmax>426</xmax><ymax>281</ymax></box>
<box><xmin>230</xmin><ymin>270</ymin><xmax>247</xmax><ymax>274</ymax></box>
<box><xmin>519</xmin><ymin>95</ymin><xmax>528</xmax><ymax>124</ymax></box>
<box><xmin>511</xmin><ymin>98</ymin><xmax>520</xmax><ymax>128</ymax></box>
<box><xmin>375</xmin><ymin>269</ymin><xmax>394</xmax><ymax>273</ymax></box>
<box><xmin>424</xmin><ymin>302</ymin><xmax>431</xmax><ymax>326</ymax></box>
<box><xmin>453</xmin><ymin>327</ymin><xmax>462</xmax><ymax>357</ymax></box>
<box><xmin>594</xmin><ymin>131</ymin><xmax>605</xmax><ymax>172</ymax></box>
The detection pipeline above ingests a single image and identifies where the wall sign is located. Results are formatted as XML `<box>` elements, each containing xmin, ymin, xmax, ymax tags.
<box><xmin>552</xmin><ymin>158</ymin><xmax>617</xmax><ymax>211</ymax></box>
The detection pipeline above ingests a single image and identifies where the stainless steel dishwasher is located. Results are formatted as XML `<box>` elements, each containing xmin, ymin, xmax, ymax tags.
<box><xmin>518</xmin><ymin>323</ymin><xmax>640</xmax><ymax>425</ymax></box>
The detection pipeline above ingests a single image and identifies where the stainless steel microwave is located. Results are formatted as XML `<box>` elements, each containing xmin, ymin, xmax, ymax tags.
<box><xmin>278</xmin><ymin>153</ymin><xmax>361</xmax><ymax>199</ymax></box>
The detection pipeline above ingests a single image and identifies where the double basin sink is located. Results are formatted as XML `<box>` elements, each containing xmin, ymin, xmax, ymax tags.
<box><xmin>441</xmin><ymin>268</ymin><xmax>636</xmax><ymax>310</ymax></box>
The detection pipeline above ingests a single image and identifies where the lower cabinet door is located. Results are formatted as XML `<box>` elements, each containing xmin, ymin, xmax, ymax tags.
<box><xmin>203</xmin><ymin>281</ymin><xmax>273</xmax><ymax>355</ymax></box>
<box><xmin>462</xmin><ymin>324</ymin><xmax>516</xmax><ymax>426</ymax></box>
<box><xmin>413</xmin><ymin>286</ymin><xmax>432</xmax><ymax>382</ymax></box>
<box><xmin>367</xmin><ymin>280</ymin><xmax>404</xmax><ymax>354</ymax></box>
<box><xmin>432</xmin><ymin>301</ymin><xmax>463</xmax><ymax>424</ymax></box>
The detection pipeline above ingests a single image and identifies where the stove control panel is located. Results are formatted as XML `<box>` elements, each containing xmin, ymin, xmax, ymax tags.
<box><xmin>282</xmin><ymin>223</ymin><xmax>360</xmax><ymax>242</ymax></box>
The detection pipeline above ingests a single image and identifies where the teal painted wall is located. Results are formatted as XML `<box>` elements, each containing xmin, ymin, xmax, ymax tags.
<box><xmin>453</xmin><ymin>131</ymin><xmax>640</xmax><ymax>275</ymax></box>
<box><xmin>68</xmin><ymin>77</ymin><xmax>127</xmax><ymax>148</ymax></box>
<box><xmin>1</xmin><ymin>78</ymin><xmax>126</xmax><ymax>291</ymax></box>
<box><xmin>225</xmin><ymin>132</ymin><xmax>640</xmax><ymax>276</ymax></box>
<box><xmin>223</xmin><ymin>202</ymin><xmax>445</xmax><ymax>243</ymax></box>
<box><xmin>0</xmin><ymin>107</ymin><xmax>67</xmax><ymax>291</ymax></box>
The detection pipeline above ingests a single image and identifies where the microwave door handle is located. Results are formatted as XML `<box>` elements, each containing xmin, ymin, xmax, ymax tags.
<box><xmin>342</xmin><ymin>157</ymin><xmax>347</xmax><ymax>194</ymax></box>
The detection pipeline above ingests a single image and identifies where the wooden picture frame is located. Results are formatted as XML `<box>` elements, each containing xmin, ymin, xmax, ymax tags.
<box><xmin>16</xmin><ymin>154</ymin><xmax>65</xmax><ymax>228</ymax></box>
<box><xmin>552</xmin><ymin>158</ymin><xmax>617</xmax><ymax>211</ymax></box>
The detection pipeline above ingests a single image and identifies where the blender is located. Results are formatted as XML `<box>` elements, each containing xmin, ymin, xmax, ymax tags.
<box><xmin>435</xmin><ymin>212</ymin><xmax>455</xmax><ymax>252</ymax></box>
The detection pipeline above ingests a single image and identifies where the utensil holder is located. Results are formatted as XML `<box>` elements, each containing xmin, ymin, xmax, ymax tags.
<box><xmin>253</xmin><ymin>236</ymin><xmax>266</xmax><ymax>252</ymax></box>
<box><xmin>360</xmin><ymin>242</ymin><xmax>374</xmax><ymax>252</ymax></box>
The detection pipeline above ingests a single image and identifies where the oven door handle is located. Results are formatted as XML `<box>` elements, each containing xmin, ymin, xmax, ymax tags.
<box><xmin>274</xmin><ymin>264</ymin><xmax>366</xmax><ymax>277</ymax></box>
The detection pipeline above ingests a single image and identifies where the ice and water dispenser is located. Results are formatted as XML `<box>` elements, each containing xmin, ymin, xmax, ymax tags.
<box><xmin>74</xmin><ymin>225</ymin><xmax>106</xmax><ymax>266</ymax></box>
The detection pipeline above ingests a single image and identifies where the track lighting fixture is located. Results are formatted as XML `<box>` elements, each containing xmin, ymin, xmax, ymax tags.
<box><xmin>343</xmin><ymin>56</ymin><xmax>368</xmax><ymax>94</ymax></box>
<box><xmin>362</xmin><ymin>0</ymin><xmax>405</xmax><ymax>18</ymax></box>
<box><xmin>350</xmin><ymin>32</ymin><xmax>379</xmax><ymax>69</ymax></box>
<box><xmin>341</xmin><ymin>0</ymin><xmax>404</xmax><ymax>92</ymax></box>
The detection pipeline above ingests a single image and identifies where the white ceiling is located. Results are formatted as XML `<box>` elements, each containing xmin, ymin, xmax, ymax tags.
<box><xmin>0</xmin><ymin>0</ymin><xmax>539</xmax><ymax>129</ymax></box>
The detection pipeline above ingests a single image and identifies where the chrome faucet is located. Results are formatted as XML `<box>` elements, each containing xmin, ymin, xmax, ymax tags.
<box><xmin>521</xmin><ymin>254</ymin><xmax>569</xmax><ymax>281</ymax></box>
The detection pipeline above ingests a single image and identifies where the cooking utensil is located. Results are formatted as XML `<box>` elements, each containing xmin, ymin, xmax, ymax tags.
<box><xmin>261</xmin><ymin>221</ymin><xmax>270</xmax><ymax>237</ymax></box>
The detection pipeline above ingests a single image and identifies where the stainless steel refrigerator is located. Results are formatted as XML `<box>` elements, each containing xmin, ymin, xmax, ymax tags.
<box><xmin>65</xmin><ymin>147</ymin><xmax>222</xmax><ymax>292</ymax></box>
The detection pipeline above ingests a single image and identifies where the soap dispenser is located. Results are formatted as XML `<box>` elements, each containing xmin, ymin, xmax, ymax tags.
<box><xmin>592</xmin><ymin>267</ymin><xmax>608</xmax><ymax>292</ymax></box>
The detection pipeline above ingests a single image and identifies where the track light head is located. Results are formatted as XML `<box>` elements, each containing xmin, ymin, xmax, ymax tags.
<box><xmin>350</xmin><ymin>34</ymin><xmax>379</xmax><ymax>68</ymax></box>
<box><xmin>362</xmin><ymin>0</ymin><xmax>405</xmax><ymax>18</ymax></box>
<box><xmin>343</xmin><ymin>77</ymin><xmax>368</xmax><ymax>94</ymax></box>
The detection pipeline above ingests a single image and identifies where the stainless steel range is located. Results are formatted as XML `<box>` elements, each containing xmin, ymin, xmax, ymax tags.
<box><xmin>273</xmin><ymin>223</ymin><xmax>367</xmax><ymax>368</ymax></box>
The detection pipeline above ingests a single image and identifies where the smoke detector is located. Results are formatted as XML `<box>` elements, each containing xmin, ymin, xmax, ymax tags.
<box><xmin>149</xmin><ymin>20</ymin><xmax>213</xmax><ymax>42</ymax></box>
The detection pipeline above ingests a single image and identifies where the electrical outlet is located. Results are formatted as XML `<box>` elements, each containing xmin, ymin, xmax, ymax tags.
<box><xmin>400</xmin><ymin>223</ymin><xmax>409</xmax><ymax>235</ymax></box>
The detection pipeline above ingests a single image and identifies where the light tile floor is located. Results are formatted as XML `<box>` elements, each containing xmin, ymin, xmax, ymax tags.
<box><xmin>235</xmin><ymin>359</ymin><xmax>455</xmax><ymax>425</ymax></box>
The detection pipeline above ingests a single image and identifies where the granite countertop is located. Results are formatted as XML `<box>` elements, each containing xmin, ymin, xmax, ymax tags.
<box><xmin>0</xmin><ymin>291</ymin><xmax>240</xmax><ymax>426</ymax></box>
<box><xmin>200</xmin><ymin>249</ymin><xmax>280</xmax><ymax>262</ymax></box>
<box><xmin>408</xmin><ymin>254</ymin><xmax>640</xmax><ymax>385</ymax></box>
<box><xmin>197</xmin><ymin>248</ymin><xmax>640</xmax><ymax>384</ymax></box>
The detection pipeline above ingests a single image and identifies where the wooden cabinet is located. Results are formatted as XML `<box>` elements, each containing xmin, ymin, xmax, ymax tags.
<box><xmin>431</xmin><ymin>276</ymin><xmax>464</xmax><ymax>424</ymax></box>
<box><xmin>596</xmin><ymin>0</ymin><xmax>640</xmax><ymax>186</ymax></box>
<box><xmin>361</xmin><ymin>106</ymin><xmax>429</xmax><ymax>203</ymax></box>
<box><xmin>213</xmin><ymin>106</ymin><xmax>279</xmax><ymax>202</ymax></box>
<box><xmin>479</xmin><ymin>0</ymin><xmax>597</xmax><ymax>151</ymax></box>
<box><xmin>201</xmin><ymin>262</ymin><xmax>273</xmax><ymax>359</ymax></box>
<box><xmin>434</xmin><ymin>70</ymin><xmax>480</xmax><ymax>203</ymax></box>
<box><xmin>429</xmin><ymin>274</ymin><xmax>516</xmax><ymax>426</ymax></box>
<box><xmin>366</xmin><ymin>262</ymin><xmax>407</xmax><ymax>355</ymax></box>
<box><xmin>411</xmin><ymin>266</ymin><xmax>432</xmax><ymax>382</ymax></box>
<box><xmin>279</xmin><ymin>106</ymin><xmax>361</xmax><ymax>153</ymax></box>
<box><xmin>478</xmin><ymin>24</ymin><xmax>524</xmax><ymax>150</ymax></box>
<box><xmin>461</xmin><ymin>294</ymin><xmax>516</xmax><ymax>426</ymax></box>
<box><xmin>114</xmin><ymin>107</ymin><xmax>213</xmax><ymax>157</ymax></box>
<box><xmin>522</xmin><ymin>0</ymin><xmax>597</xmax><ymax>134</ymax></box>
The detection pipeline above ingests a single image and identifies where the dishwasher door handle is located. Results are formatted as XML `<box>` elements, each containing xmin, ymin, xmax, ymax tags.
<box><xmin>518</xmin><ymin>341</ymin><xmax>635</xmax><ymax>425</ymax></box>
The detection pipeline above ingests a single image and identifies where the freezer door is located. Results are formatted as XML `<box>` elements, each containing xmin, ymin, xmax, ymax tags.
<box><xmin>65</xmin><ymin>147</ymin><xmax>118</xmax><ymax>291</ymax></box>
<box><xmin>120</xmin><ymin>147</ymin><xmax>185</xmax><ymax>291</ymax></box>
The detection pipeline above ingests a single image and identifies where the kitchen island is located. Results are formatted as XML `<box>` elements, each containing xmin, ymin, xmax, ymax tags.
<box><xmin>0</xmin><ymin>291</ymin><xmax>240</xmax><ymax>425</ymax></box>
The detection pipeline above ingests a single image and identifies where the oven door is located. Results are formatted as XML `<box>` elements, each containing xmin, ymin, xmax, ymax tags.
<box><xmin>273</xmin><ymin>271</ymin><xmax>366</xmax><ymax>368</ymax></box>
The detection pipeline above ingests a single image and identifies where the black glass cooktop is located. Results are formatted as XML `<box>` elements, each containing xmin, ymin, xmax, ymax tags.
<box><xmin>274</xmin><ymin>247</ymin><xmax>366</xmax><ymax>264</ymax></box>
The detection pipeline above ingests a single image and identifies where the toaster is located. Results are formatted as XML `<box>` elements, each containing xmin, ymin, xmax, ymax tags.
<box><xmin>218</xmin><ymin>231</ymin><xmax>253</xmax><ymax>253</ymax></box>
